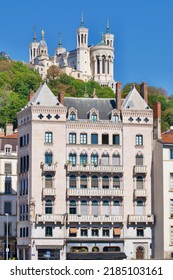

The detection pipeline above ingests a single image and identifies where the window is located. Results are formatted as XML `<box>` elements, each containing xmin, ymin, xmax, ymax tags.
<box><xmin>5</xmin><ymin>177</ymin><xmax>12</xmax><ymax>194</ymax></box>
<box><xmin>91</xmin><ymin>133</ymin><xmax>98</xmax><ymax>144</ymax></box>
<box><xmin>45</xmin><ymin>132</ymin><xmax>53</xmax><ymax>143</ymax></box>
<box><xmin>103</xmin><ymin>228</ymin><xmax>110</xmax><ymax>237</ymax></box>
<box><xmin>81</xmin><ymin>200</ymin><xmax>87</xmax><ymax>215</ymax></box>
<box><xmin>102</xmin><ymin>175</ymin><xmax>109</xmax><ymax>189</ymax></box>
<box><xmin>45</xmin><ymin>174</ymin><xmax>53</xmax><ymax>188</ymax></box>
<box><xmin>113</xmin><ymin>176</ymin><xmax>120</xmax><ymax>189</ymax></box>
<box><xmin>170</xmin><ymin>199</ymin><xmax>173</xmax><ymax>217</ymax></box>
<box><xmin>5</xmin><ymin>145</ymin><xmax>12</xmax><ymax>155</ymax></box>
<box><xmin>92</xmin><ymin>228</ymin><xmax>99</xmax><ymax>237</ymax></box>
<box><xmin>81</xmin><ymin>228</ymin><xmax>88</xmax><ymax>237</ymax></box>
<box><xmin>171</xmin><ymin>226</ymin><xmax>173</xmax><ymax>244</ymax></box>
<box><xmin>102</xmin><ymin>201</ymin><xmax>109</xmax><ymax>215</ymax></box>
<box><xmin>80</xmin><ymin>153</ymin><xmax>87</xmax><ymax>165</ymax></box>
<box><xmin>113</xmin><ymin>134</ymin><xmax>120</xmax><ymax>145</ymax></box>
<box><xmin>45</xmin><ymin>152</ymin><xmax>52</xmax><ymax>165</ymax></box>
<box><xmin>80</xmin><ymin>175</ymin><xmax>87</xmax><ymax>188</ymax></box>
<box><xmin>69</xmin><ymin>200</ymin><xmax>77</xmax><ymax>214</ymax></box>
<box><xmin>80</xmin><ymin>133</ymin><xmax>87</xmax><ymax>144</ymax></box>
<box><xmin>136</xmin><ymin>176</ymin><xmax>144</xmax><ymax>189</ymax></box>
<box><xmin>101</xmin><ymin>153</ymin><xmax>109</xmax><ymax>165</ymax></box>
<box><xmin>69</xmin><ymin>175</ymin><xmax>76</xmax><ymax>188</ymax></box>
<box><xmin>170</xmin><ymin>149</ymin><xmax>173</xmax><ymax>159</ymax></box>
<box><xmin>112</xmin><ymin>154</ymin><xmax>120</xmax><ymax>165</ymax></box>
<box><xmin>91</xmin><ymin>175</ymin><xmax>98</xmax><ymax>188</ymax></box>
<box><xmin>113</xmin><ymin>114</ymin><xmax>119</xmax><ymax>123</ymax></box>
<box><xmin>69</xmin><ymin>227</ymin><xmax>77</xmax><ymax>237</ymax></box>
<box><xmin>112</xmin><ymin>201</ymin><xmax>121</xmax><ymax>215</ymax></box>
<box><xmin>45</xmin><ymin>199</ymin><xmax>53</xmax><ymax>214</ymax></box>
<box><xmin>69</xmin><ymin>133</ymin><xmax>76</xmax><ymax>144</ymax></box>
<box><xmin>45</xmin><ymin>226</ymin><xmax>53</xmax><ymax>237</ymax></box>
<box><xmin>113</xmin><ymin>228</ymin><xmax>121</xmax><ymax>237</ymax></box>
<box><xmin>136</xmin><ymin>154</ymin><xmax>143</xmax><ymax>165</ymax></box>
<box><xmin>102</xmin><ymin>134</ymin><xmax>109</xmax><ymax>144</ymax></box>
<box><xmin>4</xmin><ymin>201</ymin><xmax>11</xmax><ymax>215</ymax></box>
<box><xmin>135</xmin><ymin>200</ymin><xmax>144</xmax><ymax>215</ymax></box>
<box><xmin>137</xmin><ymin>228</ymin><xmax>144</xmax><ymax>237</ymax></box>
<box><xmin>69</xmin><ymin>153</ymin><xmax>76</xmax><ymax>166</ymax></box>
<box><xmin>4</xmin><ymin>163</ymin><xmax>12</xmax><ymax>175</ymax></box>
<box><xmin>91</xmin><ymin>153</ymin><xmax>98</xmax><ymax>166</ymax></box>
<box><xmin>91</xmin><ymin>112</ymin><xmax>97</xmax><ymax>122</ymax></box>
<box><xmin>136</xmin><ymin>134</ymin><xmax>143</xmax><ymax>146</ymax></box>
<box><xmin>70</xmin><ymin>112</ymin><xmax>76</xmax><ymax>121</ymax></box>
<box><xmin>92</xmin><ymin>200</ymin><xmax>99</xmax><ymax>215</ymax></box>
<box><xmin>170</xmin><ymin>173</ymin><xmax>173</xmax><ymax>190</ymax></box>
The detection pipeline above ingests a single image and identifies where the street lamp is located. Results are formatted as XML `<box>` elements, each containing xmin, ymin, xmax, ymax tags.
<box><xmin>5</xmin><ymin>213</ymin><xmax>9</xmax><ymax>260</ymax></box>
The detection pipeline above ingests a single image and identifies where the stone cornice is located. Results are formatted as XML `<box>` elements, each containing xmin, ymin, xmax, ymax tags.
<box><xmin>66</xmin><ymin>121</ymin><xmax>123</xmax><ymax>130</ymax></box>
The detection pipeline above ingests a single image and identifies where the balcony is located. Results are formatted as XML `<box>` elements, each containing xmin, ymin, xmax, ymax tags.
<box><xmin>134</xmin><ymin>165</ymin><xmax>147</xmax><ymax>174</ymax></box>
<box><xmin>36</xmin><ymin>214</ymin><xmax>64</xmax><ymax>224</ymax></box>
<box><xmin>40</xmin><ymin>163</ymin><xmax>57</xmax><ymax>173</ymax></box>
<box><xmin>67</xmin><ymin>188</ymin><xmax>124</xmax><ymax>197</ymax></box>
<box><xmin>68</xmin><ymin>215</ymin><xmax>123</xmax><ymax>224</ymax></box>
<box><xmin>128</xmin><ymin>214</ymin><xmax>154</xmax><ymax>224</ymax></box>
<box><xmin>67</xmin><ymin>164</ymin><xmax>123</xmax><ymax>173</ymax></box>
<box><xmin>134</xmin><ymin>189</ymin><xmax>147</xmax><ymax>198</ymax></box>
<box><xmin>42</xmin><ymin>188</ymin><xmax>56</xmax><ymax>197</ymax></box>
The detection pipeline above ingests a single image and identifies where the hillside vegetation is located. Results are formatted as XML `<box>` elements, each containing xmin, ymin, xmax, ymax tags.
<box><xmin>0</xmin><ymin>59</ymin><xmax>172</xmax><ymax>131</ymax></box>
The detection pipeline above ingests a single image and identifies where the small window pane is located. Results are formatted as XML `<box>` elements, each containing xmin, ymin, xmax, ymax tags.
<box><xmin>91</xmin><ymin>134</ymin><xmax>98</xmax><ymax>144</ymax></box>
<box><xmin>45</xmin><ymin>132</ymin><xmax>53</xmax><ymax>143</ymax></box>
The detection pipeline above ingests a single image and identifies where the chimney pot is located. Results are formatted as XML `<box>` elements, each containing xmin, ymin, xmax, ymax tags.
<box><xmin>140</xmin><ymin>82</ymin><xmax>148</xmax><ymax>104</ymax></box>
<box><xmin>58</xmin><ymin>92</ymin><xmax>64</xmax><ymax>105</ymax></box>
<box><xmin>116</xmin><ymin>82</ymin><xmax>122</xmax><ymax>111</ymax></box>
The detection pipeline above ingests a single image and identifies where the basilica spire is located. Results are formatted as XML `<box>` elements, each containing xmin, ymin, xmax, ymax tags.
<box><xmin>81</xmin><ymin>12</ymin><xmax>84</xmax><ymax>27</ymax></box>
<box><xmin>106</xmin><ymin>19</ymin><xmax>110</xmax><ymax>34</ymax></box>
<box><xmin>58</xmin><ymin>33</ymin><xmax>62</xmax><ymax>48</ymax></box>
<box><xmin>33</xmin><ymin>25</ymin><xmax>37</xmax><ymax>42</ymax></box>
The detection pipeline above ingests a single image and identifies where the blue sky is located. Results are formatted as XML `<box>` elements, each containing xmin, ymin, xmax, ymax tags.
<box><xmin>0</xmin><ymin>0</ymin><xmax>173</xmax><ymax>95</ymax></box>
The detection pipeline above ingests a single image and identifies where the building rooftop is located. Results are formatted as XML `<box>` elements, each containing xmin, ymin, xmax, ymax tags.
<box><xmin>162</xmin><ymin>128</ymin><xmax>173</xmax><ymax>144</ymax></box>
<box><xmin>122</xmin><ymin>86</ymin><xmax>151</xmax><ymax>110</ymax></box>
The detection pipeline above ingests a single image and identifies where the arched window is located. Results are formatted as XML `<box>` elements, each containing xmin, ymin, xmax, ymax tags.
<box><xmin>112</xmin><ymin>153</ymin><xmax>120</xmax><ymax>165</ymax></box>
<box><xmin>69</xmin><ymin>175</ymin><xmax>76</xmax><ymax>188</ymax></box>
<box><xmin>97</xmin><ymin>57</ymin><xmax>100</xmax><ymax>74</ymax></box>
<box><xmin>102</xmin><ymin>175</ymin><xmax>109</xmax><ymax>189</ymax></box>
<box><xmin>112</xmin><ymin>200</ymin><xmax>121</xmax><ymax>215</ymax></box>
<box><xmin>80</xmin><ymin>153</ymin><xmax>87</xmax><ymax>165</ymax></box>
<box><xmin>135</xmin><ymin>200</ymin><xmax>144</xmax><ymax>215</ymax></box>
<box><xmin>102</xmin><ymin>56</ymin><xmax>106</xmax><ymax>74</ymax></box>
<box><xmin>101</xmin><ymin>153</ymin><xmax>109</xmax><ymax>165</ymax></box>
<box><xmin>113</xmin><ymin>114</ymin><xmax>119</xmax><ymax>123</ymax></box>
<box><xmin>136</xmin><ymin>176</ymin><xmax>144</xmax><ymax>189</ymax></box>
<box><xmin>81</xmin><ymin>200</ymin><xmax>87</xmax><ymax>215</ymax></box>
<box><xmin>45</xmin><ymin>174</ymin><xmax>53</xmax><ymax>188</ymax></box>
<box><xmin>69</xmin><ymin>153</ymin><xmax>76</xmax><ymax>166</ymax></box>
<box><xmin>91</xmin><ymin>153</ymin><xmax>98</xmax><ymax>166</ymax></box>
<box><xmin>45</xmin><ymin>152</ymin><xmax>53</xmax><ymax>165</ymax></box>
<box><xmin>92</xmin><ymin>200</ymin><xmax>99</xmax><ymax>215</ymax></box>
<box><xmin>69</xmin><ymin>200</ymin><xmax>77</xmax><ymax>214</ymax></box>
<box><xmin>136</xmin><ymin>134</ymin><xmax>143</xmax><ymax>146</ymax></box>
<box><xmin>136</xmin><ymin>154</ymin><xmax>143</xmax><ymax>165</ymax></box>
<box><xmin>91</xmin><ymin>112</ymin><xmax>97</xmax><ymax>122</ymax></box>
<box><xmin>91</xmin><ymin>175</ymin><xmax>98</xmax><ymax>188</ymax></box>
<box><xmin>102</xmin><ymin>200</ymin><xmax>109</xmax><ymax>215</ymax></box>
<box><xmin>80</xmin><ymin>175</ymin><xmax>87</xmax><ymax>189</ymax></box>
<box><xmin>45</xmin><ymin>199</ymin><xmax>53</xmax><ymax>214</ymax></box>
<box><xmin>113</xmin><ymin>176</ymin><xmax>120</xmax><ymax>189</ymax></box>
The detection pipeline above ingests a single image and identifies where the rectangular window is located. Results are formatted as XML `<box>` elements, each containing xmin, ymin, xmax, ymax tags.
<box><xmin>170</xmin><ymin>149</ymin><xmax>173</xmax><ymax>159</ymax></box>
<box><xmin>4</xmin><ymin>201</ymin><xmax>11</xmax><ymax>215</ymax></box>
<box><xmin>103</xmin><ymin>228</ymin><xmax>110</xmax><ymax>237</ymax></box>
<box><xmin>5</xmin><ymin>177</ymin><xmax>12</xmax><ymax>194</ymax></box>
<box><xmin>92</xmin><ymin>228</ymin><xmax>99</xmax><ymax>237</ymax></box>
<box><xmin>91</xmin><ymin>133</ymin><xmax>98</xmax><ymax>144</ymax></box>
<box><xmin>20</xmin><ymin>136</ymin><xmax>23</xmax><ymax>147</ymax></box>
<box><xmin>69</xmin><ymin>227</ymin><xmax>77</xmax><ymax>237</ymax></box>
<box><xmin>170</xmin><ymin>173</ymin><xmax>173</xmax><ymax>190</ymax></box>
<box><xmin>113</xmin><ymin>134</ymin><xmax>120</xmax><ymax>145</ymax></box>
<box><xmin>81</xmin><ymin>228</ymin><xmax>88</xmax><ymax>237</ymax></box>
<box><xmin>170</xmin><ymin>199</ymin><xmax>173</xmax><ymax>217</ymax></box>
<box><xmin>4</xmin><ymin>163</ymin><xmax>12</xmax><ymax>175</ymax></box>
<box><xmin>45</xmin><ymin>132</ymin><xmax>53</xmax><ymax>143</ymax></box>
<box><xmin>170</xmin><ymin>226</ymin><xmax>173</xmax><ymax>244</ymax></box>
<box><xmin>69</xmin><ymin>133</ymin><xmax>76</xmax><ymax>144</ymax></box>
<box><xmin>80</xmin><ymin>133</ymin><xmax>87</xmax><ymax>144</ymax></box>
<box><xmin>102</xmin><ymin>134</ymin><xmax>109</xmax><ymax>144</ymax></box>
<box><xmin>137</xmin><ymin>228</ymin><xmax>144</xmax><ymax>237</ymax></box>
<box><xmin>45</xmin><ymin>226</ymin><xmax>53</xmax><ymax>237</ymax></box>
<box><xmin>136</xmin><ymin>135</ymin><xmax>143</xmax><ymax>146</ymax></box>
<box><xmin>20</xmin><ymin>228</ymin><xmax>22</xmax><ymax>237</ymax></box>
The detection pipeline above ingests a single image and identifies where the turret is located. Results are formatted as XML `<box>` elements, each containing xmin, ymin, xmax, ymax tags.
<box><xmin>29</xmin><ymin>26</ymin><xmax>39</xmax><ymax>64</ymax></box>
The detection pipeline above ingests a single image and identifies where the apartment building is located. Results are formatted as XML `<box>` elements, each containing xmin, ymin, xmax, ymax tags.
<box><xmin>17</xmin><ymin>82</ymin><xmax>155</xmax><ymax>260</ymax></box>
<box><xmin>0</xmin><ymin>125</ymin><xmax>18</xmax><ymax>259</ymax></box>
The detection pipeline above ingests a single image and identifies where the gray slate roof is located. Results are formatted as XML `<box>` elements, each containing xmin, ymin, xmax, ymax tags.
<box><xmin>122</xmin><ymin>86</ymin><xmax>151</xmax><ymax>110</ymax></box>
<box><xmin>64</xmin><ymin>97</ymin><xmax>116</xmax><ymax>120</ymax></box>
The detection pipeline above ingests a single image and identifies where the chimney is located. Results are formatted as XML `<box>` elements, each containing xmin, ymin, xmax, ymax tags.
<box><xmin>153</xmin><ymin>102</ymin><xmax>161</xmax><ymax>140</ymax></box>
<box><xmin>140</xmin><ymin>82</ymin><xmax>148</xmax><ymax>104</ymax></box>
<box><xmin>58</xmin><ymin>92</ymin><xmax>64</xmax><ymax>105</ymax></box>
<box><xmin>29</xmin><ymin>89</ymin><xmax>34</xmax><ymax>101</ymax></box>
<box><xmin>6</xmin><ymin>123</ymin><xmax>13</xmax><ymax>136</ymax></box>
<box><xmin>116</xmin><ymin>82</ymin><xmax>122</xmax><ymax>111</ymax></box>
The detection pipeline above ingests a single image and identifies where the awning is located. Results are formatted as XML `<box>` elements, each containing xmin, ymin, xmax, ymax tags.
<box><xmin>67</xmin><ymin>252</ymin><xmax>127</xmax><ymax>260</ymax></box>
<box><xmin>113</xmin><ymin>227</ymin><xmax>121</xmax><ymax>235</ymax></box>
<box><xmin>69</xmin><ymin>228</ymin><xmax>77</xmax><ymax>234</ymax></box>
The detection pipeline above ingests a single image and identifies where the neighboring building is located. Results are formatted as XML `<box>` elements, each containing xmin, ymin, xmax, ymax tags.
<box><xmin>29</xmin><ymin>18</ymin><xmax>116</xmax><ymax>91</ymax></box>
<box><xmin>0</xmin><ymin>124</ymin><xmax>18</xmax><ymax>259</ymax></box>
<box><xmin>156</xmin><ymin>127</ymin><xmax>173</xmax><ymax>259</ymax></box>
<box><xmin>17</xmin><ymin>82</ymin><xmax>155</xmax><ymax>260</ymax></box>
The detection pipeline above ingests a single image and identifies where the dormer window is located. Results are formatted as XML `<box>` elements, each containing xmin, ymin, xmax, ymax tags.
<box><xmin>91</xmin><ymin>112</ymin><xmax>97</xmax><ymax>122</ymax></box>
<box><xmin>89</xmin><ymin>109</ymin><xmax>99</xmax><ymax>122</ymax></box>
<box><xmin>113</xmin><ymin>114</ymin><xmax>119</xmax><ymax>123</ymax></box>
<box><xmin>70</xmin><ymin>112</ymin><xmax>76</xmax><ymax>121</ymax></box>
<box><xmin>5</xmin><ymin>145</ymin><xmax>12</xmax><ymax>155</ymax></box>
